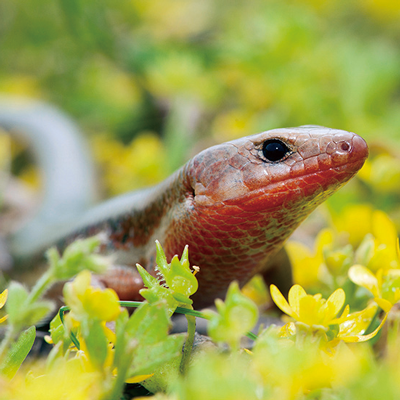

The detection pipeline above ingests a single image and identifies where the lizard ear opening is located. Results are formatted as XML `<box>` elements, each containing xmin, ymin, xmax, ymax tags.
<box><xmin>262</xmin><ymin>139</ymin><xmax>291</xmax><ymax>162</ymax></box>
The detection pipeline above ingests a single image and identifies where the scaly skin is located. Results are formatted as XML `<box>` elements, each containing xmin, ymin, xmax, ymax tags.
<box><xmin>62</xmin><ymin>126</ymin><xmax>368</xmax><ymax>308</ymax></box>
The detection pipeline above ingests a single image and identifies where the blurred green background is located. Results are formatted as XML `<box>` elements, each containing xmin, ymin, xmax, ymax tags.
<box><xmin>1</xmin><ymin>0</ymin><xmax>400</xmax><ymax>217</ymax></box>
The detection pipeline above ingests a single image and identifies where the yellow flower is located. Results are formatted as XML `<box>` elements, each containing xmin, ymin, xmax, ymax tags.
<box><xmin>0</xmin><ymin>289</ymin><xmax>8</xmax><ymax>323</ymax></box>
<box><xmin>331</xmin><ymin>204</ymin><xmax>374</xmax><ymax>248</ymax></box>
<box><xmin>63</xmin><ymin>271</ymin><xmax>121</xmax><ymax>322</ymax></box>
<box><xmin>91</xmin><ymin>133</ymin><xmax>168</xmax><ymax>195</ymax></box>
<box><xmin>272</xmin><ymin>284</ymin><xmax>385</xmax><ymax>345</ymax></box>
<box><xmin>286</xmin><ymin>229</ymin><xmax>334</xmax><ymax>288</ymax></box>
<box><xmin>2</xmin><ymin>358</ymin><xmax>102</xmax><ymax>400</ymax></box>
<box><xmin>349</xmin><ymin>264</ymin><xmax>400</xmax><ymax>313</ymax></box>
<box><xmin>331</xmin><ymin>303</ymin><xmax>385</xmax><ymax>344</ymax></box>
<box><xmin>270</xmin><ymin>284</ymin><xmax>345</xmax><ymax>330</ymax></box>
<box><xmin>355</xmin><ymin>210</ymin><xmax>400</xmax><ymax>272</ymax></box>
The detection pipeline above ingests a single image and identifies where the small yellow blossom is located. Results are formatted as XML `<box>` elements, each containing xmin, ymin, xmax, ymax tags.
<box><xmin>91</xmin><ymin>133</ymin><xmax>168</xmax><ymax>195</ymax></box>
<box><xmin>355</xmin><ymin>210</ymin><xmax>400</xmax><ymax>272</ymax></box>
<box><xmin>2</xmin><ymin>358</ymin><xmax>102</xmax><ymax>400</ymax></box>
<box><xmin>271</xmin><ymin>284</ymin><xmax>384</xmax><ymax>344</ymax></box>
<box><xmin>286</xmin><ymin>229</ymin><xmax>334</xmax><ymax>288</ymax></box>
<box><xmin>0</xmin><ymin>289</ymin><xmax>8</xmax><ymax>323</ymax></box>
<box><xmin>63</xmin><ymin>270</ymin><xmax>121</xmax><ymax>322</ymax></box>
<box><xmin>270</xmin><ymin>284</ymin><xmax>345</xmax><ymax>330</ymax></box>
<box><xmin>331</xmin><ymin>303</ymin><xmax>386</xmax><ymax>344</ymax></box>
<box><xmin>349</xmin><ymin>265</ymin><xmax>400</xmax><ymax>313</ymax></box>
<box><xmin>331</xmin><ymin>204</ymin><xmax>374</xmax><ymax>248</ymax></box>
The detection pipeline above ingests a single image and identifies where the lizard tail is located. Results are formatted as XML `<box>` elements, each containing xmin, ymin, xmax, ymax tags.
<box><xmin>0</xmin><ymin>97</ymin><xmax>97</xmax><ymax>261</ymax></box>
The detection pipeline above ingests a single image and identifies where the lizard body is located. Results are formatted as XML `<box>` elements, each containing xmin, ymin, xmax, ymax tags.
<box><xmin>51</xmin><ymin>126</ymin><xmax>368</xmax><ymax>307</ymax></box>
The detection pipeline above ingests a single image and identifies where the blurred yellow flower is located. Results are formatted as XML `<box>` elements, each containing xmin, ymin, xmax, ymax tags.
<box><xmin>0</xmin><ymin>289</ymin><xmax>8</xmax><ymax>324</ymax></box>
<box><xmin>286</xmin><ymin>229</ymin><xmax>334</xmax><ymax>288</ymax></box>
<box><xmin>63</xmin><ymin>270</ymin><xmax>121</xmax><ymax>322</ymax></box>
<box><xmin>355</xmin><ymin>210</ymin><xmax>400</xmax><ymax>272</ymax></box>
<box><xmin>211</xmin><ymin>109</ymin><xmax>257</xmax><ymax>141</ymax></box>
<box><xmin>331</xmin><ymin>204</ymin><xmax>374</xmax><ymax>248</ymax></box>
<box><xmin>349</xmin><ymin>264</ymin><xmax>400</xmax><ymax>313</ymax></box>
<box><xmin>2</xmin><ymin>358</ymin><xmax>102</xmax><ymax>400</ymax></box>
<box><xmin>92</xmin><ymin>133</ymin><xmax>168</xmax><ymax>195</ymax></box>
<box><xmin>0</xmin><ymin>75</ymin><xmax>41</xmax><ymax>97</ymax></box>
<box><xmin>132</xmin><ymin>0</ymin><xmax>212</xmax><ymax>40</ymax></box>
<box><xmin>332</xmin><ymin>303</ymin><xmax>385</xmax><ymax>344</ymax></box>
<box><xmin>361</xmin><ymin>0</ymin><xmax>400</xmax><ymax>22</ymax></box>
<box><xmin>0</xmin><ymin>133</ymin><xmax>11</xmax><ymax>173</ymax></box>
<box><xmin>359</xmin><ymin>155</ymin><xmax>400</xmax><ymax>194</ymax></box>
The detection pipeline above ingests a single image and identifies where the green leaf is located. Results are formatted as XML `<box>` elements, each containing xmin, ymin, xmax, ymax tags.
<box><xmin>129</xmin><ymin>334</ymin><xmax>185</xmax><ymax>377</ymax></box>
<box><xmin>49</xmin><ymin>313</ymin><xmax>70</xmax><ymax>347</ymax></box>
<box><xmin>23</xmin><ymin>301</ymin><xmax>54</xmax><ymax>327</ymax></box>
<box><xmin>6</xmin><ymin>281</ymin><xmax>53</xmax><ymax>328</ymax></box>
<box><xmin>49</xmin><ymin>235</ymin><xmax>110</xmax><ymax>280</ymax></box>
<box><xmin>122</xmin><ymin>301</ymin><xmax>185</xmax><ymax>377</ymax></box>
<box><xmin>137</xmin><ymin>265</ymin><xmax>179</xmax><ymax>315</ymax></box>
<box><xmin>204</xmin><ymin>281</ymin><xmax>258</xmax><ymax>350</ymax></box>
<box><xmin>125</xmin><ymin>302</ymin><xmax>170</xmax><ymax>344</ymax></box>
<box><xmin>113</xmin><ymin>309</ymin><xmax>130</xmax><ymax>371</ymax></box>
<box><xmin>0</xmin><ymin>326</ymin><xmax>36</xmax><ymax>379</ymax></box>
<box><xmin>139</xmin><ymin>241</ymin><xmax>198</xmax><ymax>311</ymax></box>
<box><xmin>5</xmin><ymin>282</ymin><xmax>28</xmax><ymax>325</ymax></box>
<box><xmin>84</xmin><ymin>320</ymin><xmax>108</xmax><ymax>370</ymax></box>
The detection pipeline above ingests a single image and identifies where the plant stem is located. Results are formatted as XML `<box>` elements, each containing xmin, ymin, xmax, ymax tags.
<box><xmin>180</xmin><ymin>311</ymin><xmax>196</xmax><ymax>375</ymax></box>
<box><xmin>26</xmin><ymin>270</ymin><xmax>54</xmax><ymax>304</ymax></box>
<box><xmin>0</xmin><ymin>325</ymin><xmax>17</xmax><ymax>362</ymax></box>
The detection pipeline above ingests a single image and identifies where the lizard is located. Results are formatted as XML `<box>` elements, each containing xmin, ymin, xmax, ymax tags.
<box><xmin>1</xmin><ymin>102</ymin><xmax>369</xmax><ymax>308</ymax></box>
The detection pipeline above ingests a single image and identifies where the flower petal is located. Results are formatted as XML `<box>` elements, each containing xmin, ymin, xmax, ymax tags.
<box><xmin>374</xmin><ymin>297</ymin><xmax>393</xmax><ymax>313</ymax></box>
<box><xmin>348</xmin><ymin>265</ymin><xmax>379</xmax><ymax>297</ymax></box>
<box><xmin>270</xmin><ymin>285</ymin><xmax>295</xmax><ymax>318</ymax></box>
<box><xmin>337</xmin><ymin>304</ymin><xmax>377</xmax><ymax>338</ymax></box>
<box><xmin>298</xmin><ymin>295</ymin><xmax>325</xmax><ymax>325</ymax></box>
<box><xmin>323</xmin><ymin>288</ymin><xmax>345</xmax><ymax>322</ymax></box>
<box><xmin>0</xmin><ymin>289</ymin><xmax>8</xmax><ymax>309</ymax></box>
<box><xmin>288</xmin><ymin>285</ymin><xmax>307</xmax><ymax>316</ymax></box>
<box><xmin>341</xmin><ymin>312</ymin><xmax>388</xmax><ymax>343</ymax></box>
<box><xmin>373</xmin><ymin>210</ymin><xmax>397</xmax><ymax>250</ymax></box>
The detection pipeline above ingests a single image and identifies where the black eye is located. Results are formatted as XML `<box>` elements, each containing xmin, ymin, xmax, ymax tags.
<box><xmin>262</xmin><ymin>139</ymin><xmax>291</xmax><ymax>162</ymax></box>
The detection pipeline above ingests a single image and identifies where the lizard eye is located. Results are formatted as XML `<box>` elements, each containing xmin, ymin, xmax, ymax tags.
<box><xmin>262</xmin><ymin>139</ymin><xmax>291</xmax><ymax>162</ymax></box>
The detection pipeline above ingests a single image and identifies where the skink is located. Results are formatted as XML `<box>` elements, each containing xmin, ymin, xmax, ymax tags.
<box><xmin>56</xmin><ymin>126</ymin><xmax>368</xmax><ymax>307</ymax></box>
<box><xmin>1</xmin><ymin>105</ymin><xmax>368</xmax><ymax>308</ymax></box>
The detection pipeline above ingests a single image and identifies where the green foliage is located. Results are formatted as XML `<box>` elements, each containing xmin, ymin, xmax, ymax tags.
<box><xmin>0</xmin><ymin>326</ymin><xmax>36</xmax><ymax>379</ymax></box>
<box><xmin>137</xmin><ymin>241</ymin><xmax>198</xmax><ymax>313</ymax></box>
<box><xmin>203</xmin><ymin>281</ymin><xmax>258</xmax><ymax>351</ymax></box>
<box><xmin>0</xmin><ymin>235</ymin><xmax>112</xmax><ymax>386</ymax></box>
<box><xmin>6</xmin><ymin>282</ymin><xmax>53</xmax><ymax>329</ymax></box>
<box><xmin>124</xmin><ymin>302</ymin><xmax>185</xmax><ymax>378</ymax></box>
<box><xmin>1</xmin><ymin>216</ymin><xmax>400</xmax><ymax>398</ymax></box>
<box><xmin>46</xmin><ymin>234</ymin><xmax>110</xmax><ymax>280</ymax></box>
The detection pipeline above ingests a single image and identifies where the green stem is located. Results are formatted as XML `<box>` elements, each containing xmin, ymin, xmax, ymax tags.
<box><xmin>102</xmin><ymin>341</ymin><xmax>134</xmax><ymax>400</ymax></box>
<box><xmin>364</xmin><ymin>307</ymin><xmax>381</xmax><ymax>336</ymax></box>
<box><xmin>179</xmin><ymin>311</ymin><xmax>196</xmax><ymax>375</ymax></box>
<box><xmin>0</xmin><ymin>325</ymin><xmax>17</xmax><ymax>362</ymax></box>
<box><xmin>26</xmin><ymin>270</ymin><xmax>54</xmax><ymax>304</ymax></box>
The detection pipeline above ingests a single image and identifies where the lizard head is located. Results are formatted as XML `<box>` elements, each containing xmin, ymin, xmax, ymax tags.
<box><xmin>168</xmin><ymin>126</ymin><xmax>368</xmax><ymax>306</ymax></box>
<box><xmin>188</xmin><ymin>126</ymin><xmax>369</xmax><ymax>212</ymax></box>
